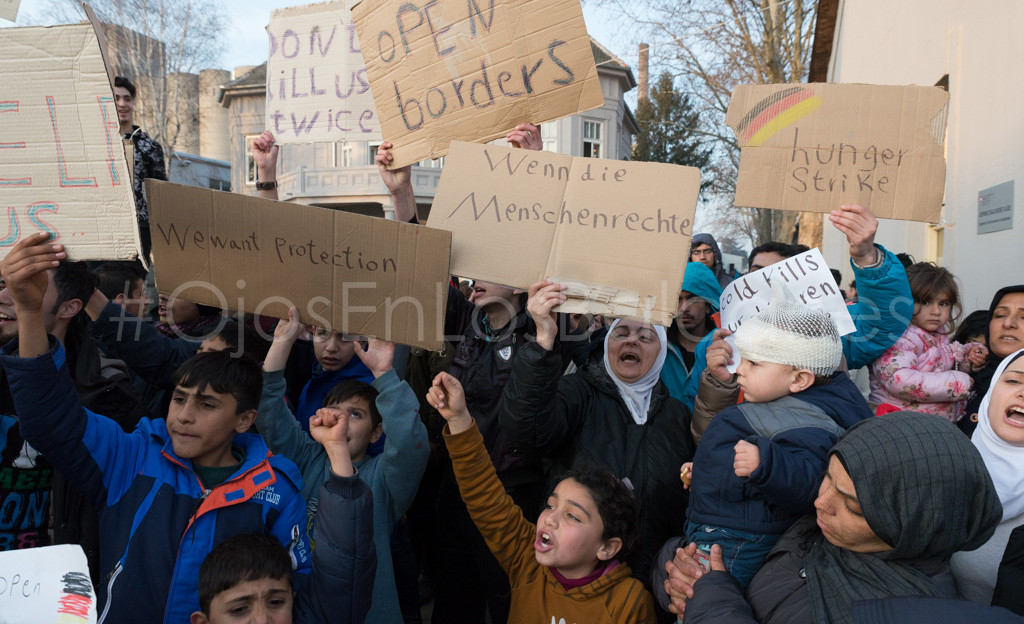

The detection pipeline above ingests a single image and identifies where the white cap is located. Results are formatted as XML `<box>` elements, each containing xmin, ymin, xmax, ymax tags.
<box><xmin>734</xmin><ymin>281</ymin><xmax>842</xmax><ymax>376</ymax></box>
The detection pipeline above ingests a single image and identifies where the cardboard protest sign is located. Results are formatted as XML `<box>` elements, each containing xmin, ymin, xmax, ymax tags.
<box><xmin>0</xmin><ymin>0</ymin><xmax>21</xmax><ymax>22</ymax></box>
<box><xmin>0</xmin><ymin>544</ymin><xmax>97</xmax><ymax>624</ymax></box>
<box><xmin>718</xmin><ymin>247</ymin><xmax>855</xmax><ymax>373</ymax></box>
<box><xmin>147</xmin><ymin>180</ymin><xmax>450</xmax><ymax>350</ymax></box>
<box><xmin>267</xmin><ymin>1</ymin><xmax>382</xmax><ymax>144</ymax></box>
<box><xmin>726</xmin><ymin>84</ymin><xmax>948</xmax><ymax>223</ymax></box>
<box><xmin>352</xmin><ymin>0</ymin><xmax>604</xmax><ymax>169</ymax></box>
<box><xmin>428</xmin><ymin>142</ymin><xmax>700</xmax><ymax>325</ymax></box>
<box><xmin>0</xmin><ymin>22</ymin><xmax>139</xmax><ymax>260</ymax></box>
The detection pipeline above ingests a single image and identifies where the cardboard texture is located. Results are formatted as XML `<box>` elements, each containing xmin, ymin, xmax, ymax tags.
<box><xmin>146</xmin><ymin>180</ymin><xmax>451</xmax><ymax>350</ymax></box>
<box><xmin>267</xmin><ymin>1</ymin><xmax>383</xmax><ymax>144</ymax></box>
<box><xmin>0</xmin><ymin>21</ymin><xmax>139</xmax><ymax>260</ymax></box>
<box><xmin>352</xmin><ymin>0</ymin><xmax>604</xmax><ymax>169</ymax></box>
<box><xmin>726</xmin><ymin>83</ymin><xmax>948</xmax><ymax>223</ymax></box>
<box><xmin>718</xmin><ymin>247</ymin><xmax>855</xmax><ymax>373</ymax></box>
<box><xmin>0</xmin><ymin>544</ymin><xmax>97</xmax><ymax>624</ymax></box>
<box><xmin>0</xmin><ymin>0</ymin><xmax>21</xmax><ymax>22</ymax></box>
<box><xmin>428</xmin><ymin>142</ymin><xmax>700</xmax><ymax>325</ymax></box>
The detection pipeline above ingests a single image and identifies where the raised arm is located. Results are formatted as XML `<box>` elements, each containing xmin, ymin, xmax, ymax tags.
<box><xmin>85</xmin><ymin>288</ymin><xmax>199</xmax><ymax>386</ymax></box>
<box><xmin>829</xmin><ymin>204</ymin><xmax>913</xmax><ymax>368</ymax></box>
<box><xmin>499</xmin><ymin>282</ymin><xmax>588</xmax><ymax>454</ymax></box>
<box><xmin>428</xmin><ymin>373</ymin><xmax>538</xmax><ymax>582</ymax></box>
<box><xmin>0</xmin><ymin>234</ymin><xmax>148</xmax><ymax>509</ymax></box>
<box><xmin>356</xmin><ymin>338</ymin><xmax>429</xmax><ymax>519</ymax></box>
<box><xmin>258</xmin><ymin>308</ymin><xmax>325</xmax><ymax>496</ymax></box>
<box><xmin>376</xmin><ymin>142</ymin><xmax>416</xmax><ymax>223</ymax></box>
<box><xmin>295</xmin><ymin>471</ymin><xmax>375</xmax><ymax>624</ymax></box>
<box><xmin>253</xmin><ymin>130</ymin><xmax>280</xmax><ymax>201</ymax></box>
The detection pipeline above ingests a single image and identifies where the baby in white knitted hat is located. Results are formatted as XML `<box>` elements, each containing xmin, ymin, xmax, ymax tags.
<box><xmin>676</xmin><ymin>281</ymin><xmax>872</xmax><ymax>588</ymax></box>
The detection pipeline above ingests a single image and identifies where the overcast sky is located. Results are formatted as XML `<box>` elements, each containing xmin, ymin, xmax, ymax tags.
<box><xmin>217</xmin><ymin>1</ymin><xmax>631</xmax><ymax>74</ymax></box>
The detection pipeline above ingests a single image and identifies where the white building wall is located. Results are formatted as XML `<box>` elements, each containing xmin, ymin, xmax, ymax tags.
<box><xmin>823</xmin><ymin>0</ymin><xmax>1024</xmax><ymax>311</ymax></box>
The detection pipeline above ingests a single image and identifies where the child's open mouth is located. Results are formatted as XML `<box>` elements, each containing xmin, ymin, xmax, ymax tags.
<box><xmin>534</xmin><ymin>530</ymin><xmax>554</xmax><ymax>553</ymax></box>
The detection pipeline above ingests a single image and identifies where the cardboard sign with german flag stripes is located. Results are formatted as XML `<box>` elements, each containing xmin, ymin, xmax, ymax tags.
<box><xmin>726</xmin><ymin>84</ymin><xmax>949</xmax><ymax>223</ymax></box>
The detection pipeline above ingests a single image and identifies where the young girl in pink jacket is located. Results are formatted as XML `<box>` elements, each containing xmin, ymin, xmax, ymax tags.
<box><xmin>869</xmin><ymin>263</ymin><xmax>988</xmax><ymax>422</ymax></box>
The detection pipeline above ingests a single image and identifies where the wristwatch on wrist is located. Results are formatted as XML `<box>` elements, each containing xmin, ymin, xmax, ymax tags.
<box><xmin>256</xmin><ymin>180</ymin><xmax>278</xmax><ymax>191</ymax></box>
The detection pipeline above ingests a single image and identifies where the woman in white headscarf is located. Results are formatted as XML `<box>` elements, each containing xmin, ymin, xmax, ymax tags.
<box><xmin>500</xmin><ymin>281</ymin><xmax>696</xmax><ymax>598</ymax></box>
<box><xmin>951</xmin><ymin>347</ymin><xmax>1024</xmax><ymax>610</ymax></box>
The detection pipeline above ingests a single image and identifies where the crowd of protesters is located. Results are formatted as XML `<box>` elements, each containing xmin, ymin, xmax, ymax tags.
<box><xmin>0</xmin><ymin>75</ymin><xmax>1022</xmax><ymax>624</ymax></box>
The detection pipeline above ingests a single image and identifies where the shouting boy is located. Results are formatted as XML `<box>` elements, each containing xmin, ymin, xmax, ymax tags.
<box><xmin>0</xmin><ymin>233</ymin><xmax>311</xmax><ymax>623</ymax></box>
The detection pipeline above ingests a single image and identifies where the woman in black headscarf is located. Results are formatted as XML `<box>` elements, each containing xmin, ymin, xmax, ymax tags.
<box><xmin>653</xmin><ymin>411</ymin><xmax>1002</xmax><ymax>624</ymax></box>
<box><xmin>960</xmin><ymin>286</ymin><xmax>1024</xmax><ymax>436</ymax></box>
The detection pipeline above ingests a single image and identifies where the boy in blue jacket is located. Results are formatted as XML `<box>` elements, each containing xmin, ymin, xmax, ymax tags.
<box><xmin>0</xmin><ymin>233</ymin><xmax>312</xmax><ymax>623</ymax></box>
<box><xmin>257</xmin><ymin>307</ymin><xmax>428</xmax><ymax>624</ymax></box>
<box><xmin>680</xmin><ymin>282</ymin><xmax>872</xmax><ymax>587</ymax></box>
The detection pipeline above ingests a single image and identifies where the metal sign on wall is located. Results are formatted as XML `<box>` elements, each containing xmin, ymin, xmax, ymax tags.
<box><xmin>978</xmin><ymin>180</ymin><xmax>1014</xmax><ymax>234</ymax></box>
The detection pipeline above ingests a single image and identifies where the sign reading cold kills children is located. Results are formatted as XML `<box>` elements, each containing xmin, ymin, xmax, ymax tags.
<box><xmin>266</xmin><ymin>1</ymin><xmax>382</xmax><ymax>144</ymax></box>
<box><xmin>352</xmin><ymin>0</ymin><xmax>604</xmax><ymax>169</ymax></box>
<box><xmin>0</xmin><ymin>545</ymin><xmax>98</xmax><ymax>624</ymax></box>
<box><xmin>0</xmin><ymin>22</ymin><xmax>139</xmax><ymax>260</ymax></box>
<box><xmin>718</xmin><ymin>247</ymin><xmax>855</xmax><ymax>373</ymax></box>
<box><xmin>146</xmin><ymin>180</ymin><xmax>451</xmax><ymax>350</ymax></box>
<box><xmin>429</xmin><ymin>142</ymin><xmax>701</xmax><ymax>325</ymax></box>
<box><xmin>726</xmin><ymin>84</ymin><xmax>949</xmax><ymax>223</ymax></box>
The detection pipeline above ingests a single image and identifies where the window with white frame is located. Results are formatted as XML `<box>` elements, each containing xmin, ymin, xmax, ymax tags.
<box><xmin>541</xmin><ymin>123</ymin><xmax>558</xmax><ymax>152</ymax></box>
<box><xmin>245</xmin><ymin>135</ymin><xmax>259</xmax><ymax>185</ymax></box>
<box><xmin>341</xmin><ymin>143</ymin><xmax>355</xmax><ymax>167</ymax></box>
<box><xmin>582</xmin><ymin>120</ymin><xmax>603</xmax><ymax>158</ymax></box>
<box><xmin>367</xmin><ymin>143</ymin><xmax>381</xmax><ymax>166</ymax></box>
<box><xmin>417</xmin><ymin>156</ymin><xmax>445</xmax><ymax>168</ymax></box>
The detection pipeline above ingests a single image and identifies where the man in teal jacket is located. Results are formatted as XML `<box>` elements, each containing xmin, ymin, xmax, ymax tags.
<box><xmin>661</xmin><ymin>262</ymin><xmax>723</xmax><ymax>402</ymax></box>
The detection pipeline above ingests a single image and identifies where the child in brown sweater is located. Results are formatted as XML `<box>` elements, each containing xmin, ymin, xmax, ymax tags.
<box><xmin>426</xmin><ymin>372</ymin><xmax>657</xmax><ymax>624</ymax></box>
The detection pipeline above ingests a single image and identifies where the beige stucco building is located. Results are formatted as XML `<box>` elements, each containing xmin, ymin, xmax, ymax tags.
<box><xmin>813</xmin><ymin>0</ymin><xmax>1022</xmax><ymax>310</ymax></box>
<box><xmin>218</xmin><ymin>39</ymin><xmax>639</xmax><ymax>221</ymax></box>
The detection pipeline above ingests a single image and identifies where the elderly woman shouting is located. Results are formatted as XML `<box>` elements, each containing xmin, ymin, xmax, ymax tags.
<box><xmin>500</xmin><ymin>281</ymin><xmax>696</xmax><ymax>599</ymax></box>
<box><xmin>653</xmin><ymin>411</ymin><xmax>1002</xmax><ymax>624</ymax></box>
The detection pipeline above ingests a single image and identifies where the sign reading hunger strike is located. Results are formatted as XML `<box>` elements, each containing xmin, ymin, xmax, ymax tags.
<box><xmin>352</xmin><ymin>0</ymin><xmax>604</xmax><ymax>169</ymax></box>
<box><xmin>266</xmin><ymin>1</ymin><xmax>382</xmax><ymax>144</ymax></box>
<box><xmin>726</xmin><ymin>83</ymin><xmax>949</xmax><ymax>223</ymax></box>
<box><xmin>428</xmin><ymin>142</ymin><xmax>701</xmax><ymax>325</ymax></box>
<box><xmin>0</xmin><ymin>21</ymin><xmax>138</xmax><ymax>260</ymax></box>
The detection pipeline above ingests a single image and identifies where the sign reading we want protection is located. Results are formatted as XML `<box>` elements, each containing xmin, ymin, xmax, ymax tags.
<box><xmin>429</xmin><ymin>142</ymin><xmax>701</xmax><ymax>326</ymax></box>
<box><xmin>266</xmin><ymin>1</ymin><xmax>382</xmax><ymax>144</ymax></box>
<box><xmin>353</xmin><ymin>0</ymin><xmax>604</xmax><ymax>169</ymax></box>
<box><xmin>147</xmin><ymin>180</ymin><xmax>451</xmax><ymax>351</ymax></box>
<box><xmin>0</xmin><ymin>22</ymin><xmax>138</xmax><ymax>260</ymax></box>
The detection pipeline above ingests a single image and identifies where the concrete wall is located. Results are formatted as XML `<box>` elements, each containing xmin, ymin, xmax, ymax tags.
<box><xmin>823</xmin><ymin>0</ymin><xmax>1024</xmax><ymax>311</ymax></box>
<box><xmin>199</xmin><ymin>69</ymin><xmax>231</xmax><ymax>161</ymax></box>
<box><xmin>167</xmin><ymin>72</ymin><xmax>200</xmax><ymax>155</ymax></box>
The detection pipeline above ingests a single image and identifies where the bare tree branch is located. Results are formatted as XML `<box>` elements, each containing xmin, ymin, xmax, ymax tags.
<box><xmin>39</xmin><ymin>0</ymin><xmax>225</xmax><ymax>161</ymax></box>
<box><xmin>590</xmin><ymin>0</ymin><xmax>818</xmax><ymax>245</ymax></box>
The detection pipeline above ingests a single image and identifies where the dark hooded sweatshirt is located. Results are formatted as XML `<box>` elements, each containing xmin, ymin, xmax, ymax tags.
<box><xmin>689</xmin><ymin>233</ymin><xmax>736</xmax><ymax>290</ymax></box>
